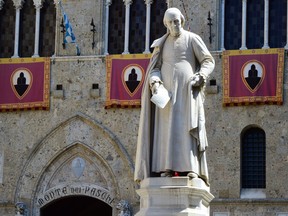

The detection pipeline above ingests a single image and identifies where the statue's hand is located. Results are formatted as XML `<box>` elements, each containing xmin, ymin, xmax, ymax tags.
<box><xmin>191</xmin><ymin>74</ymin><xmax>204</xmax><ymax>87</ymax></box>
<box><xmin>151</xmin><ymin>82</ymin><xmax>160</xmax><ymax>94</ymax></box>
<box><xmin>135</xmin><ymin>179</ymin><xmax>141</xmax><ymax>185</ymax></box>
<box><xmin>149</xmin><ymin>76</ymin><xmax>162</xmax><ymax>94</ymax></box>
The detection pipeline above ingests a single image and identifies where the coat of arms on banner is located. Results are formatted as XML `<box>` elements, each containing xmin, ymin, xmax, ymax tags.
<box><xmin>122</xmin><ymin>64</ymin><xmax>144</xmax><ymax>97</ymax></box>
<box><xmin>105</xmin><ymin>54</ymin><xmax>150</xmax><ymax>108</ymax></box>
<box><xmin>0</xmin><ymin>57</ymin><xmax>50</xmax><ymax>111</ymax></box>
<box><xmin>11</xmin><ymin>68</ymin><xmax>33</xmax><ymax>99</ymax></box>
<box><xmin>241</xmin><ymin>60</ymin><xmax>265</xmax><ymax>93</ymax></box>
<box><xmin>223</xmin><ymin>48</ymin><xmax>284</xmax><ymax>106</ymax></box>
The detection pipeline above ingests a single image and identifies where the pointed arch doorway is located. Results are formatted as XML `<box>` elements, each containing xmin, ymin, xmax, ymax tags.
<box><xmin>40</xmin><ymin>195</ymin><xmax>112</xmax><ymax>216</ymax></box>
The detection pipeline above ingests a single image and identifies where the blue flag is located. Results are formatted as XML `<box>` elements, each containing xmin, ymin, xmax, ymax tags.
<box><xmin>63</xmin><ymin>12</ymin><xmax>76</xmax><ymax>43</ymax></box>
<box><xmin>59</xmin><ymin>1</ymin><xmax>80</xmax><ymax>56</ymax></box>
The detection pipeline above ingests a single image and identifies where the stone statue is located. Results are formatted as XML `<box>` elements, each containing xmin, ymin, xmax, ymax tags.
<box><xmin>134</xmin><ymin>8</ymin><xmax>215</xmax><ymax>186</ymax></box>
<box><xmin>116</xmin><ymin>200</ymin><xmax>132</xmax><ymax>216</ymax></box>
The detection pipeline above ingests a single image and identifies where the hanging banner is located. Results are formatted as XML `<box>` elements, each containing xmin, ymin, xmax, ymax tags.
<box><xmin>0</xmin><ymin>58</ymin><xmax>50</xmax><ymax>111</ymax></box>
<box><xmin>222</xmin><ymin>48</ymin><xmax>284</xmax><ymax>106</ymax></box>
<box><xmin>105</xmin><ymin>54</ymin><xmax>150</xmax><ymax>108</ymax></box>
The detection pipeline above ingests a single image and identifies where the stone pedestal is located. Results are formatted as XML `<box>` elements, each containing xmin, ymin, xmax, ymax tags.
<box><xmin>135</xmin><ymin>177</ymin><xmax>214</xmax><ymax>216</ymax></box>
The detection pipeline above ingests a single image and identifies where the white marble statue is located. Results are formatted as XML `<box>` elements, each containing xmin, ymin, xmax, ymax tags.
<box><xmin>134</xmin><ymin>8</ymin><xmax>215</xmax><ymax>186</ymax></box>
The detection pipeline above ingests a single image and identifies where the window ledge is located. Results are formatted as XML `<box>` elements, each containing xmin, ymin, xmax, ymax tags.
<box><xmin>212</xmin><ymin>198</ymin><xmax>288</xmax><ymax>204</ymax></box>
<box><xmin>240</xmin><ymin>188</ymin><xmax>266</xmax><ymax>199</ymax></box>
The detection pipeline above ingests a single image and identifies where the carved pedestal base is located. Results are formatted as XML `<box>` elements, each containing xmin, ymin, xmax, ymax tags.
<box><xmin>135</xmin><ymin>177</ymin><xmax>214</xmax><ymax>216</ymax></box>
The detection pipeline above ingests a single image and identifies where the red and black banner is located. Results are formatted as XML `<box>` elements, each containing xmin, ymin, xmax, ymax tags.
<box><xmin>0</xmin><ymin>58</ymin><xmax>50</xmax><ymax>111</ymax></box>
<box><xmin>222</xmin><ymin>48</ymin><xmax>284</xmax><ymax>106</ymax></box>
<box><xmin>105</xmin><ymin>54</ymin><xmax>150</xmax><ymax>108</ymax></box>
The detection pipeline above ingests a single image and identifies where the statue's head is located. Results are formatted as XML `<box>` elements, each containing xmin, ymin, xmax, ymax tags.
<box><xmin>163</xmin><ymin>8</ymin><xmax>185</xmax><ymax>37</ymax></box>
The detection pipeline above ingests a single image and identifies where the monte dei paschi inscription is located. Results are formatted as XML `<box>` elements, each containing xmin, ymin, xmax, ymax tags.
<box><xmin>37</xmin><ymin>184</ymin><xmax>114</xmax><ymax>207</ymax></box>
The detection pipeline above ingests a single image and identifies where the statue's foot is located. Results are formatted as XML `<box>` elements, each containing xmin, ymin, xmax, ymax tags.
<box><xmin>161</xmin><ymin>169</ymin><xmax>173</xmax><ymax>177</ymax></box>
<box><xmin>187</xmin><ymin>172</ymin><xmax>198</xmax><ymax>179</ymax></box>
<box><xmin>187</xmin><ymin>172</ymin><xmax>210</xmax><ymax>187</ymax></box>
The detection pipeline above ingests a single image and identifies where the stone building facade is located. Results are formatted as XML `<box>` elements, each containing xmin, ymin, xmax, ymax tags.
<box><xmin>0</xmin><ymin>0</ymin><xmax>288</xmax><ymax>215</ymax></box>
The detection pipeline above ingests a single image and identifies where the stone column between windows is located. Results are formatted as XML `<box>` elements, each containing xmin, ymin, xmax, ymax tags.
<box><xmin>143</xmin><ymin>0</ymin><xmax>152</xmax><ymax>54</ymax></box>
<box><xmin>32</xmin><ymin>0</ymin><xmax>43</xmax><ymax>57</ymax></box>
<box><xmin>240</xmin><ymin>0</ymin><xmax>247</xmax><ymax>50</ymax></box>
<box><xmin>12</xmin><ymin>0</ymin><xmax>24</xmax><ymax>58</ymax></box>
<box><xmin>104</xmin><ymin>0</ymin><xmax>111</xmax><ymax>55</ymax></box>
<box><xmin>123</xmin><ymin>0</ymin><xmax>132</xmax><ymax>54</ymax></box>
<box><xmin>262</xmin><ymin>0</ymin><xmax>269</xmax><ymax>49</ymax></box>
<box><xmin>220</xmin><ymin>0</ymin><xmax>225</xmax><ymax>51</ymax></box>
<box><xmin>285</xmin><ymin>0</ymin><xmax>288</xmax><ymax>49</ymax></box>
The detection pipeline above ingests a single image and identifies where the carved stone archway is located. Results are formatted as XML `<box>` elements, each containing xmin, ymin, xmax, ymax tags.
<box><xmin>14</xmin><ymin>113</ymin><xmax>136</xmax><ymax>216</ymax></box>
